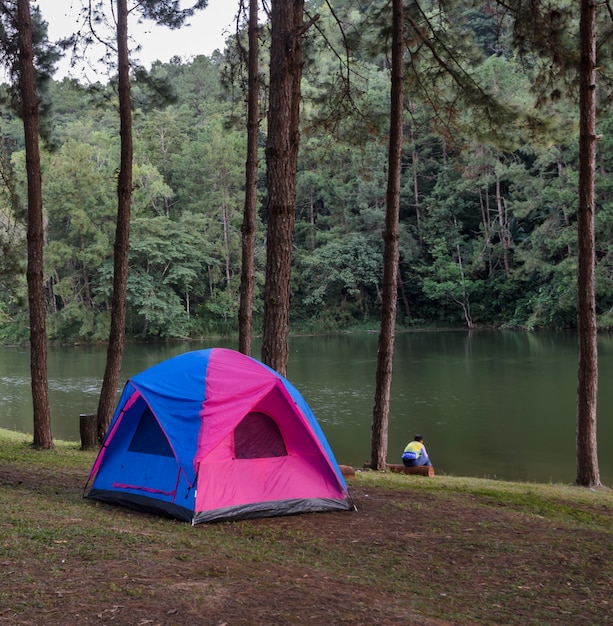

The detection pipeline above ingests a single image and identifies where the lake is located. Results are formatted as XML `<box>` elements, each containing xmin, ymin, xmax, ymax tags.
<box><xmin>0</xmin><ymin>330</ymin><xmax>611</xmax><ymax>485</ymax></box>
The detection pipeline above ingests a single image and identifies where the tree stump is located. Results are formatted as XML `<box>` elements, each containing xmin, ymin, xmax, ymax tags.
<box><xmin>79</xmin><ymin>414</ymin><xmax>98</xmax><ymax>450</ymax></box>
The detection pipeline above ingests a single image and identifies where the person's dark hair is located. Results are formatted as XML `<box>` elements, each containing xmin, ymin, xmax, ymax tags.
<box><xmin>414</xmin><ymin>434</ymin><xmax>424</xmax><ymax>442</ymax></box>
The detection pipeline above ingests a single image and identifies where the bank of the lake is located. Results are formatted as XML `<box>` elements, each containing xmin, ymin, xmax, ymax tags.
<box><xmin>1</xmin><ymin>429</ymin><xmax>611</xmax><ymax>625</ymax></box>
<box><xmin>1</xmin><ymin>330</ymin><xmax>612</xmax><ymax>485</ymax></box>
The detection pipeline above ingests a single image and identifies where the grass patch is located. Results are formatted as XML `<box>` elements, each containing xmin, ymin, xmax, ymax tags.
<box><xmin>357</xmin><ymin>468</ymin><xmax>613</xmax><ymax>530</ymax></box>
<box><xmin>1</xmin><ymin>428</ymin><xmax>612</xmax><ymax>625</ymax></box>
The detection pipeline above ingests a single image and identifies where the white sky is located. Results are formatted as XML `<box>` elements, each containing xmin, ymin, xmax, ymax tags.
<box><xmin>35</xmin><ymin>0</ymin><xmax>241</xmax><ymax>79</ymax></box>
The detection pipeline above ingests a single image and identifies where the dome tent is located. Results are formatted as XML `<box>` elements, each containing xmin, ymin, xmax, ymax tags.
<box><xmin>85</xmin><ymin>348</ymin><xmax>352</xmax><ymax>523</ymax></box>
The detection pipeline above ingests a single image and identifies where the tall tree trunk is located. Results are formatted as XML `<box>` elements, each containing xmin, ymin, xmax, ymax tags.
<box><xmin>261</xmin><ymin>0</ymin><xmax>306</xmax><ymax>376</ymax></box>
<box><xmin>478</xmin><ymin>187</ymin><xmax>494</xmax><ymax>275</ymax></box>
<box><xmin>222</xmin><ymin>195</ymin><xmax>231</xmax><ymax>285</ymax></box>
<box><xmin>397</xmin><ymin>273</ymin><xmax>411</xmax><ymax>320</ymax></box>
<box><xmin>558</xmin><ymin>160</ymin><xmax>573</xmax><ymax>257</ymax></box>
<box><xmin>576</xmin><ymin>0</ymin><xmax>600</xmax><ymax>487</ymax></box>
<box><xmin>18</xmin><ymin>0</ymin><xmax>52</xmax><ymax>449</ymax></box>
<box><xmin>96</xmin><ymin>0</ymin><xmax>132</xmax><ymax>442</ymax></box>
<box><xmin>370</xmin><ymin>0</ymin><xmax>403</xmax><ymax>470</ymax></box>
<box><xmin>495</xmin><ymin>174</ymin><xmax>510</xmax><ymax>274</ymax></box>
<box><xmin>238</xmin><ymin>0</ymin><xmax>260</xmax><ymax>357</ymax></box>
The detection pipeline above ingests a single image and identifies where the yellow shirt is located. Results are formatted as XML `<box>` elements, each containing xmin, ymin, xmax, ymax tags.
<box><xmin>404</xmin><ymin>441</ymin><xmax>424</xmax><ymax>455</ymax></box>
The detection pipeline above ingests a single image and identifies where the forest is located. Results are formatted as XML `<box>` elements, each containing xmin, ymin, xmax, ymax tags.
<box><xmin>0</xmin><ymin>0</ymin><xmax>612</xmax><ymax>344</ymax></box>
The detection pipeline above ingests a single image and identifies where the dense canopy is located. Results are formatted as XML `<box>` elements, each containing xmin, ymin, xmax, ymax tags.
<box><xmin>0</xmin><ymin>0</ymin><xmax>612</xmax><ymax>344</ymax></box>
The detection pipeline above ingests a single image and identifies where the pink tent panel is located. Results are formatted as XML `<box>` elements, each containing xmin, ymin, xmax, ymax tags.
<box><xmin>195</xmin><ymin>455</ymin><xmax>344</xmax><ymax>512</ymax></box>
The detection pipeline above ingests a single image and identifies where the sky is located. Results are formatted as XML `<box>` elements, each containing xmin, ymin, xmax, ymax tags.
<box><xmin>36</xmin><ymin>0</ymin><xmax>240</xmax><ymax>79</ymax></box>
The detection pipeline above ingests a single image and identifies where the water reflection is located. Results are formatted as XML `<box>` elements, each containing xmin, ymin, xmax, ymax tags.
<box><xmin>0</xmin><ymin>331</ymin><xmax>610</xmax><ymax>485</ymax></box>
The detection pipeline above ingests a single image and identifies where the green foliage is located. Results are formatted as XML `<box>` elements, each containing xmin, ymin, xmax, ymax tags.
<box><xmin>0</xmin><ymin>2</ymin><xmax>612</xmax><ymax>341</ymax></box>
<box><xmin>0</xmin><ymin>4</ymin><xmax>61</xmax><ymax>143</ymax></box>
<box><xmin>298</xmin><ymin>233</ymin><xmax>383</xmax><ymax>322</ymax></box>
<box><xmin>125</xmin><ymin>213</ymin><xmax>212</xmax><ymax>337</ymax></box>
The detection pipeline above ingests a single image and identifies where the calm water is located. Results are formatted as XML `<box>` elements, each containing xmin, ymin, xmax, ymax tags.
<box><xmin>0</xmin><ymin>331</ymin><xmax>611</xmax><ymax>485</ymax></box>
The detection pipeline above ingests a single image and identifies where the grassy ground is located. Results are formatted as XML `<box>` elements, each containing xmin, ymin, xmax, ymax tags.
<box><xmin>0</xmin><ymin>428</ymin><xmax>612</xmax><ymax>625</ymax></box>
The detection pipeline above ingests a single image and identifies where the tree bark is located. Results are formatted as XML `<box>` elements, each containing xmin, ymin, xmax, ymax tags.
<box><xmin>238</xmin><ymin>0</ymin><xmax>259</xmax><ymax>357</ymax></box>
<box><xmin>370</xmin><ymin>0</ymin><xmax>403</xmax><ymax>470</ymax></box>
<box><xmin>495</xmin><ymin>175</ymin><xmax>510</xmax><ymax>274</ymax></box>
<box><xmin>18</xmin><ymin>0</ymin><xmax>53</xmax><ymax>449</ymax></box>
<box><xmin>261</xmin><ymin>0</ymin><xmax>305</xmax><ymax>376</ymax></box>
<box><xmin>576</xmin><ymin>0</ymin><xmax>600</xmax><ymax>487</ymax></box>
<box><xmin>96</xmin><ymin>0</ymin><xmax>132</xmax><ymax>442</ymax></box>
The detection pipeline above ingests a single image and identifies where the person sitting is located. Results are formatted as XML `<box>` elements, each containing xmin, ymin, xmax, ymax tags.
<box><xmin>402</xmin><ymin>434</ymin><xmax>432</xmax><ymax>467</ymax></box>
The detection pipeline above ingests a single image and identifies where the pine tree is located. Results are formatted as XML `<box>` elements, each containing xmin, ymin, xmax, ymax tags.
<box><xmin>370</xmin><ymin>0</ymin><xmax>403</xmax><ymax>470</ymax></box>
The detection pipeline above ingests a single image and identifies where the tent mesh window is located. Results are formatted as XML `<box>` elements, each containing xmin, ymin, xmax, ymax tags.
<box><xmin>128</xmin><ymin>408</ymin><xmax>174</xmax><ymax>457</ymax></box>
<box><xmin>234</xmin><ymin>412</ymin><xmax>288</xmax><ymax>459</ymax></box>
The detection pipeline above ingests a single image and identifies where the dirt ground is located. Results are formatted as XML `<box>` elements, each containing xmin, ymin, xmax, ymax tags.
<box><xmin>1</xmin><ymin>463</ymin><xmax>612</xmax><ymax>626</ymax></box>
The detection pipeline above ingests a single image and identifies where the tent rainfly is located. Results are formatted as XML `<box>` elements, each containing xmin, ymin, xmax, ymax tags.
<box><xmin>84</xmin><ymin>348</ymin><xmax>352</xmax><ymax>523</ymax></box>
